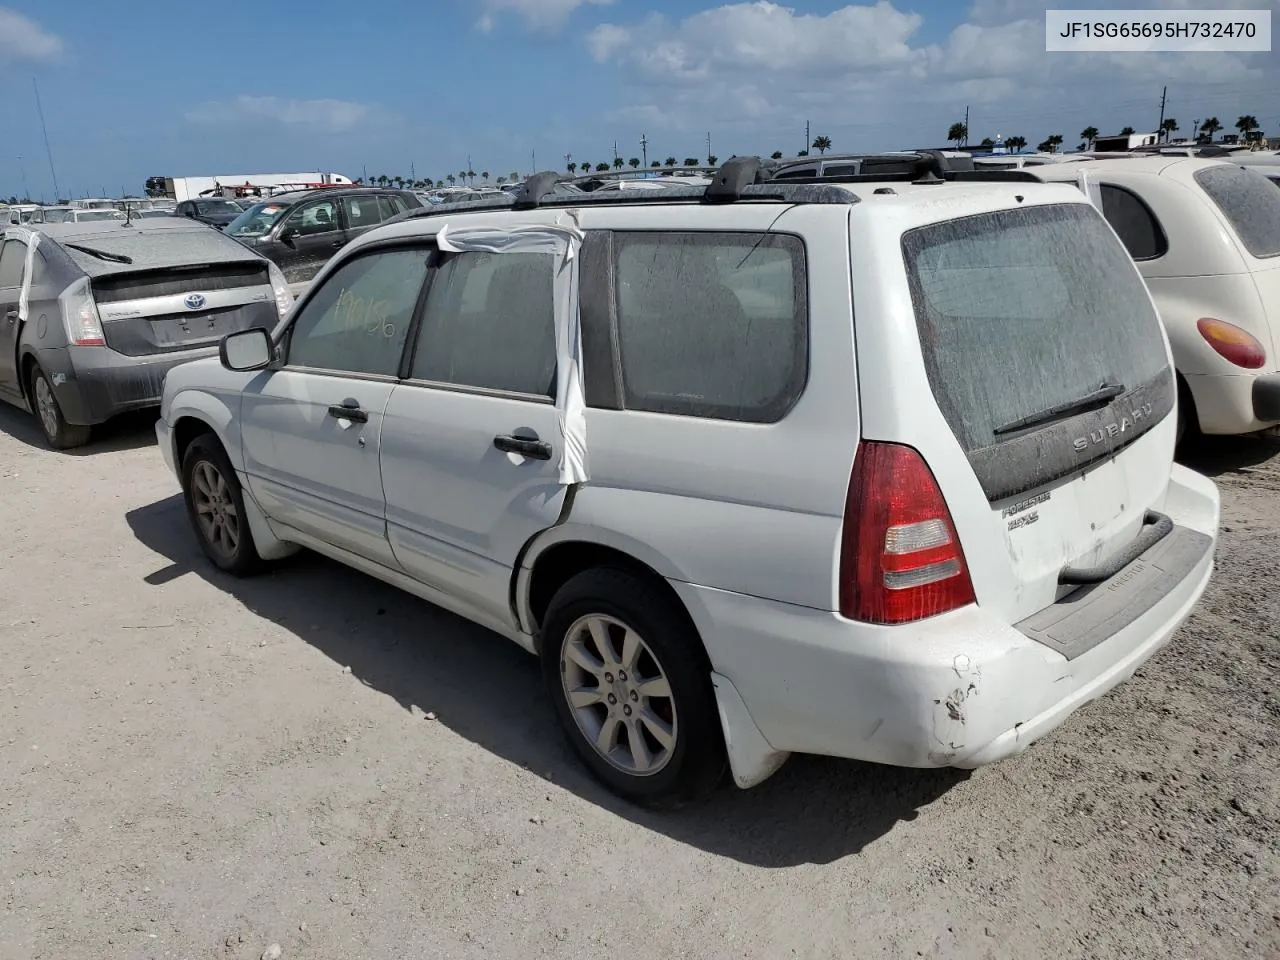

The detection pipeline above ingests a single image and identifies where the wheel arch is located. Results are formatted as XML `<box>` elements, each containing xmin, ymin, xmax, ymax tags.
<box><xmin>165</xmin><ymin>390</ymin><xmax>241</xmax><ymax>470</ymax></box>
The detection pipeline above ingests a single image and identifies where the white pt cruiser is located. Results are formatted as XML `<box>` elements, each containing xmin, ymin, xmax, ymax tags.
<box><xmin>156</xmin><ymin>162</ymin><xmax>1219</xmax><ymax>806</ymax></box>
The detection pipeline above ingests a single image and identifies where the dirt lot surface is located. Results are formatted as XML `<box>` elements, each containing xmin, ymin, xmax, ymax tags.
<box><xmin>0</xmin><ymin>407</ymin><xmax>1276</xmax><ymax>960</ymax></box>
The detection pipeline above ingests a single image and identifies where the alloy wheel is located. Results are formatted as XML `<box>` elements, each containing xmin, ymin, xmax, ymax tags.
<box><xmin>190</xmin><ymin>460</ymin><xmax>240</xmax><ymax>561</ymax></box>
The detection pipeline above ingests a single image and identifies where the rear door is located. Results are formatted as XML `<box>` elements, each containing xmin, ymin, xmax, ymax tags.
<box><xmin>379</xmin><ymin>244</ymin><xmax>564</xmax><ymax>629</ymax></box>
<box><xmin>339</xmin><ymin>194</ymin><xmax>383</xmax><ymax>245</ymax></box>
<box><xmin>894</xmin><ymin>201</ymin><xmax>1177</xmax><ymax>622</ymax></box>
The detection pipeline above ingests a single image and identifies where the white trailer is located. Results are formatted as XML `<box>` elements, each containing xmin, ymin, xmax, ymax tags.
<box><xmin>145</xmin><ymin>172</ymin><xmax>354</xmax><ymax>201</ymax></box>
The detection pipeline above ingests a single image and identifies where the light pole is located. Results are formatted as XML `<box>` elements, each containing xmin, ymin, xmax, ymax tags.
<box><xmin>640</xmin><ymin>133</ymin><xmax>648</xmax><ymax>169</ymax></box>
<box><xmin>17</xmin><ymin>155</ymin><xmax>30</xmax><ymax>202</ymax></box>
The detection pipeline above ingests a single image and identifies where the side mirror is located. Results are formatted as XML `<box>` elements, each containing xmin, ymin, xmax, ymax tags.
<box><xmin>220</xmin><ymin>327</ymin><xmax>273</xmax><ymax>372</ymax></box>
<box><xmin>279</xmin><ymin>224</ymin><xmax>299</xmax><ymax>244</ymax></box>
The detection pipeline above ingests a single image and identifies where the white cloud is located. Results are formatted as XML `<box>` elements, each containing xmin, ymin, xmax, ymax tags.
<box><xmin>0</xmin><ymin>7</ymin><xmax>63</xmax><ymax>63</ymax></box>
<box><xmin>586</xmin><ymin>1</ymin><xmax>1277</xmax><ymax>154</ymax></box>
<box><xmin>183</xmin><ymin>96</ymin><xmax>375</xmax><ymax>131</ymax></box>
<box><xmin>477</xmin><ymin>0</ymin><xmax>615</xmax><ymax>33</ymax></box>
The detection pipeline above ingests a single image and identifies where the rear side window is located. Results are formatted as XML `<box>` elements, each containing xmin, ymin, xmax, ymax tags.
<box><xmin>1194</xmin><ymin>164</ymin><xmax>1280</xmax><ymax>259</ymax></box>
<box><xmin>342</xmin><ymin>196</ymin><xmax>382</xmax><ymax>230</ymax></box>
<box><xmin>612</xmin><ymin>232</ymin><xmax>807</xmax><ymax>422</ymax></box>
<box><xmin>1099</xmin><ymin>184</ymin><xmax>1167</xmax><ymax>260</ymax></box>
<box><xmin>903</xmin><ymin>203</ymin><xmax>1169</xmax><ymax>458</ymax></box>
<box><xmin>0</xmin><ymin>240</ymin><xmax>25</xmax><ymax>287</ymax></box>
<box><xmin>411</xmin><ymin>251</ymin><xmax>556</xmax><ymax>397</ymax></box>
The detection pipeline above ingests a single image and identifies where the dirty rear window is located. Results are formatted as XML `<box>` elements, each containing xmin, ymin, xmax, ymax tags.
<box><xmin>903</xmin><ymin>202</ymin><xmax>1168</xmax><ymax>457</ymax></box>
<box><xmin>1194</xmin><ymin>164</ymin><xmax>1280</xmax><ymax>259</ymax></box>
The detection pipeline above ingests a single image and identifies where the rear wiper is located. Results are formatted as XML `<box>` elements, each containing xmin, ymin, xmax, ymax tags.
<box><xmin>64</xmin><ymin>243</ymin><xmax>133</xmax><ymax>265</ymax></box>
<box><xmin>993</xmin><ymin>382</ymin><xmax>1125</xmax><ymax>436</ymax></box>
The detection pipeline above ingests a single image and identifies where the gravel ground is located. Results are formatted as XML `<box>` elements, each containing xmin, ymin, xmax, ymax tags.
<box><xmin>0</xmin><ymin>407</ymin><xmax>1276</xmax><ymax>960</ymax></box>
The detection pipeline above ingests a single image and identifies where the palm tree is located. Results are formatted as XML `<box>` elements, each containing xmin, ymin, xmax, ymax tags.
<box><xmin>446</xmin><ymin>174</ymin><xmax>456</xmax><ymax>186</ymax></box>
<box><xmin>682</xmin><ymin>157</ymin><xmax>697</xmax><ymax>166</ymax></box>
<box><xmin>1080</xmin><ymin>126</ymin><xmax>1099</xmax><ymax>146</ymax></box>
<box><xmin>595</xmin><ymin>162</ymin><xmax>609</xmax><ymax>172</ymax></box>
<box><xmin>797</xmin><ymin>149</ymin><xmax>809</xmax><ymax>157</ymax></box>
<box><xmin>467</xmin><ymin>169</ymin><xmax>476</xmax><ymax>184</ymax></box>
<box><xmin>376</xmin><ymin>175</ymin><xmax>388</xmax><ymax>188</ymax></box>
<box><xmin>811</xmin><ymin>135</ymin><xmax>832</xmax><ymax>155</ymax></box>
<box><xmin>1161</xmin><ymin>118</ymin><xmax>1179</xmax><ymax>141</ymax></box>
<box><xmin>706</xmin><ymin>154</ymin><xmax>718</xmax><ymax>166</ymax></box>
<box><xmin>664</xmin><ymin>156</ymin><xmax>676</xmax><ymax>167</ymax></box>
<box><xmin>510</xmin><ymin>171</ymin><xmax>518</xmax><ymax>182</ymax></box>
<box><xmin>567</xmin><ymin>161</ymin><xmax>577</xmax><ymax>174</ymax></box>
<box><xmin>980</xmin><ymin>137</ymin><xmax>994</xmax><ymax>147</ymax></box>
<box><xmin>496</xmin><ymin>176</ymin><xmax>506</xmax><ymax>185</ymax></box>
<box><xmin>946</xmin><ymin>122</ymin><xmax>967</xmax><ymax>147</ymax></box>
<box><xmin>1200</xmin><ymin>117</ymin><xmax>1222</xmax><ymax>140</ymax></box>
<box><xmin>1237</xmin><ymin>115</ymin><xmax>1260</xmax><ymax>136</ymax></box>
<box><xmin>1036</xmin><ymin>134</ymin><xmax>1064</xmax><ymax>153</ymax></box>
<box><xmin>392</xmin><ymin>176</ymin><xmax>404</xmax><ymax>189</ymax></box>
<box><xmin>628</xmin><ymin>157</ymin><xmax>640</xmax><ymax>168</ymax></box>
<box><xmin>1005</xmin><ymin>135</ymin><xmax>1026</xmax><ymax>152</ymax></box>
<box><xmin>613</xmin><ymin>157</ymin><xmax>624</xmax><ymax>170</ymax></box>
<box><xmin>650</xmin><ymin>160</ymin><xmax>661</xmax><ymax>168</ymax></box>
<box><xmin>481</xmin><ymin>171</ymin><xmax>490</xmax><ymax>182</ymax></box>
<box><xmin>1119</xmin><ymin>126</ymin><xmax>1135</xmax><ymax>136</ymax></box>
<box><xmin>771</xmin><ymin>150</ymin><xmax>783</xmax><ymax>160</ymax></box>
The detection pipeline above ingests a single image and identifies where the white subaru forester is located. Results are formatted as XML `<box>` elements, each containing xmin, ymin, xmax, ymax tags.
<box><xmin>155</xmin><ymin>159</ymin><xmax>1219</xmax><ymax>807</ymax></box>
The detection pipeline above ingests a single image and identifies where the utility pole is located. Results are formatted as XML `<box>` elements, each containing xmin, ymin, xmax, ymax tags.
<box><xmin>531</xmin><ymin>150</ymin><xmax>536</xmax><ymax>174</ymax></box>
<box><xmin>805</xmin><ymin>120</ymin><xmax>810</xmax><ymax>154</ymax></box>
<box><xmin>613</xmin><ymin>140</ymin><xmax>618</xmax><ymax>162</ymax></box>
<box><xmin>1157</xmin><ymin>85</ymin><xmax>1167</xmax><ymax>141</ymax></box>
<box><xmin>706</xmin><ymin>131</ymin><xmax>712</xmax><ymax>163</ymax></box>
<box><xmin>640</xmin><ymin>133</ymin><xmax>648</xmax><ymax>169</ymax></box>
<box><xmin>33</xmin><ymin>77</ymin><xmax>60</xmax><ymax>201</ymax></box>
<box><xmin>963</xmin><ymin>105</ymin><xmax>970</xmax><ymax>146</ymax></box>
<box><xmin>1193</xmin><ymin>118</ymin><xmax>1201</xmax><ymax>143</ymax></box>
<box><xmin>17</xmin><ymin>155</ymin><xmax>29</xmax><ymax>202</ymax></box>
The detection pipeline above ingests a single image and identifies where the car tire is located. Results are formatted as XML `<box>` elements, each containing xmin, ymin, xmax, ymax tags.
<box><xmin>540</xmin><ymin>567</ymin><xmax>726</xmax><ymax>808</ymax></box>
<box><xmin>1176</xmin><ymin>374</ymin><xmax>1200</xmax><ymax>453</ymax></box>
<box><xmin>180</xmin><ymin>434</ymin><xmax>262</xmax><ymax>576</ymax></box>
<box><xmin>28</xmin><ymin>364</ymin><xmax>91</xmax><ymax>450</ymax></box>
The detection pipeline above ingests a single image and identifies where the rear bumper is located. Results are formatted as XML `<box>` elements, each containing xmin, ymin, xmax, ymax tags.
<box><xmin>677</xmin><ymin>465</ymin><xmax>1219</xmax><ymax>779</ymax></box>
<box><xmin>47</xmin><ymin>345</ymin><xmax>216</xmax><ymax>426</ymax></box>
<box><xmin>1183</xmin><ymin>370</ymin><xmax>1280</xmax><ymax>434</ymax></box>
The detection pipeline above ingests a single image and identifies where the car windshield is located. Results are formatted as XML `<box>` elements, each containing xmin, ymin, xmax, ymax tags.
<box><xmin>39</xmin><ymin>209</ymin><xmax>75</xmax><ymax>223</ymax></box>
<box><xmin>75</xmin><ymin>209</ymin><xmax>126</xmax><ymax>222</ymax></box>
<box><xmin>195</xmin><ymin>199</ymin><xmax>240</xmax><ymax>216</ymax></box>
<box><xmin>225</xmin><ymin>202</ymin><xmax>289</xmax><ymax>237</ymax></box>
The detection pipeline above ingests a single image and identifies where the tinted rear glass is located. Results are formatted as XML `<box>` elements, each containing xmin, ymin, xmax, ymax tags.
<box><xmin>903</xmin><ymin>203</ymin><xmax>1168</xmax><ymax>456</ymax></box>
<box><xmin>1193</xmin><ymin>164</ymin><xmax>1280</xmax><ymax>259</ymax></box>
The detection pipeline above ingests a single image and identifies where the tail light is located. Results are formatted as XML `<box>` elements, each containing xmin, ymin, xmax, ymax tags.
<box><xmin>57</xmin><ymin>277</ymin><xmax>106</xmax><ymax>347</ymax></box>
<box><xmin>266</xmin><ymin>261</ymin><xmax>294</xmax><ymax>322</ymax></box>
<box><xmin>1197</xmin><ymin>317</ymin><xmax>1266</xmax><ymax>369</ymax></box>
<box><xmin>839</xmin><ymin>441</ymin><xmax>976</xmax><ymax>624</ymax></box>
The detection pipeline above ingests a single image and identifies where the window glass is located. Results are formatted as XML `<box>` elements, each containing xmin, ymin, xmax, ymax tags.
<box><xmin>902</xmin><ymin>203</ymin><xmax>1168</xmax><ymax>456</ymax></box>
<box><xmin>377</xmin><ymin>196</ymin><xmax>399</xmax><ymax>220</ymax></box>
<box><xmin>286</xmin><ymin>199</ymin><xmax>339</xmax><ymax>236</ymax></box>
<box><xmin>286</xmin><ymin>247</ymin><xmax>431</xmax><ymax>376</ymax></box>
<box><xmin>613</xmin><ymin>232</ymin><xmax>807</xmax><ymax>422</ymax></box>
<box><xmin>1099</xmin><ymin>184</ymin><xmax>1167</xmax><ymax>260</ymax></box>
<box><xmin>1194</xmin><ymin>164</ymin><xmax>1280</xmax><ymax>258</ymax></box>
<box><xmin>774</xmin><ymin>165</ymin><xmax>817</xmax><ymax>180</ymax></box>
<box><xmin>0</xmin><ymin>240</ymin><xmax>26</xmax><ymax>287</ymax></box>
<box><xmin>411</xmin><ymin>251</ymin><xmax>556</xmax><ymax>396</ymax></box>
<box><xmin>342</xmin><ymin>196</ymin><xmax>382</xmax><ymax>230</ymax></box>
<box><xmin>390</xmin><ymin>195</ymin><xmax>410</xmax><ymax>214</ymax></box>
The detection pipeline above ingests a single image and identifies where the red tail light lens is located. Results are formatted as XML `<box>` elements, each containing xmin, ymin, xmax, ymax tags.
<box><xmin>1197</xmin><ymin>317</ymin><xmax>1266</xmax><ymax>369</ymax></box>
<box><xmin>839</xmin><ymin>441</ymin><xmax>976</xmax><ymax>624</ymax></box>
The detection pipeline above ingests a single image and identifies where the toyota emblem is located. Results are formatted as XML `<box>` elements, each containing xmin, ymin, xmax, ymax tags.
<box><xmin>184</xmin><ymin>293</ymin><xmax>206</xmax><ymax>311</ymax></box>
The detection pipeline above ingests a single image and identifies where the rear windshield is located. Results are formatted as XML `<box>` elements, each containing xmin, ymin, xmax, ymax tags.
<box><xmin>76</xmin><ymin>209</ymin><xmax>126</xmax><ymax>222</ymax></box>
<box><xmin>903</xmin><ymin>203</ymin><xmax>1169</xmax><ymax>457</ymax></box>
<box><xmin>195</xmin><ymin>199</ymin><xmax>240</xmax><ymax>216</ymax></box>
<box><xmin>1194</xmin><ymin>164</ymin><xmax>1280</xmax><ymax>259</ymax></box>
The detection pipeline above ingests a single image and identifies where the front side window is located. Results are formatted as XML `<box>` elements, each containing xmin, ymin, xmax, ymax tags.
<box><xmin>1194</xmin><ymin>164</ymin><xmax>1280</xmax><ymax>259</ymax></box>
<box><xmin>285</xmin><ymin>247</ymin><xmax>432</xmax><ymax>376</ymax></box>
<box><xmin>1099</xmin><ymin>183</ymin><xmax>1167</xmax><ymax>260</ymax></box>
<box><xmin>411</xmin><ymin>251</ymin><xmax>556</xmax><ymax>397</ymax></box>
<box><xmin>285</xmin><ymin>199</ymin><xmax>339</xmax><ymax>236</ymax></box>
<box><xmin>225</xmin><ymin>202</ymin><xmax>288</xmax><ymax>237</ymax></box>
<box><xmin>612</xmin><ymin>231</ymin><xmax>808</xmax><ymax>422</ymax></box>
<box><xmin>342</xmin><ymin>196</ymin><xmax>382</xmax><ymax>230</ymax></box>
<box><xmin>0</xmin><ymin>240</ymin><xmax>25</xmax><ymax>287</ymax></box>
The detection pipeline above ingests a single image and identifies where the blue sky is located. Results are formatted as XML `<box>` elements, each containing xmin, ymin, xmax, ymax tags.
<box><xmin>1</xmin><ymin>0</ymin><xmax>1276</xmax><ymax>200</ymax></box>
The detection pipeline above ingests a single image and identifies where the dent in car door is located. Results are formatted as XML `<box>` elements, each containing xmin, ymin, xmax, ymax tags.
<box><xmin>380</xmin><ymin>248</ymin><xmax>565</xmax><ymax>627</ymax></box>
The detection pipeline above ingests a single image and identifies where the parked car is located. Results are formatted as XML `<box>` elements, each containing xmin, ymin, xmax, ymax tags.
<box><xmin>156</xmin><ymin>160</ymin><xmax>1218</xmax><ymax>806</ymax></box>
<box><xmin>1025</xmin><ymin>157</ymin><xmax>1280</xmax><ymax>440</ymax></box>
<box><xmin>29</xmin><ymin>206</ymin><xmax>127</xmax><ymax>225</ymax></box>
<box><xmin>0</xmin><ymin>218</ymin><xmax>293</xmax><ymax>448</ymax></box>
<box><xmin>222</xmin><ymin>187</ymin><xmax>422</xmax><ymax>284</ymax></box>
<box><xmin>174</xmin><ymin>197</ymin><xmax>245</xmax><ymax>230</ymax></box>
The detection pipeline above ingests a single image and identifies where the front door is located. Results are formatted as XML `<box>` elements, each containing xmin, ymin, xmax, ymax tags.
<box><xmin>380</xmin><ymin>247</ymin><xmax>565</xmax><ymax>629</ymax></box>
<box><xmin>0</xmin><ymin>239</ymin><xmax>28</xmax><ymax>396</ymax></box>
<box><xmin>275</xmin><ymin>197</ymin><xmax>346</xmax><ymax>284</ymax></box>
<box><xmin>239</xmin><ymin>244</ymin><xmax>433</xmax><ymax>566</ymax></box>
